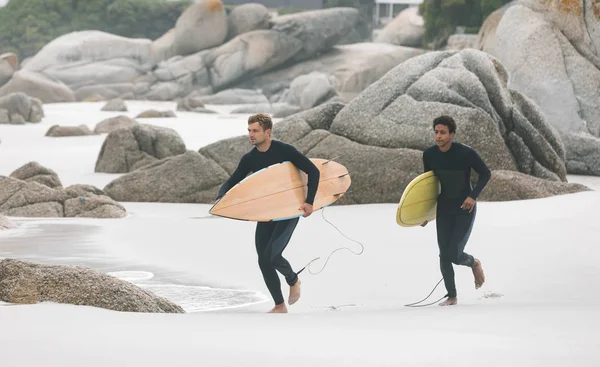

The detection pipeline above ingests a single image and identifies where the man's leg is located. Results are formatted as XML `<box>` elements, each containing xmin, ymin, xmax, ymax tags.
<box><xmin>255</xmin><ymin>222</ymin><xmax>286</xmax><ymax>312</ymax></box>
<box><xmin>437</xmin><ymin>213</ymin><xmax>457</xmax><ymax>303</ymax></box>
<box><xmin>448</xmin><ymin>206</ymin><xmax>485</xmax><ymax>289</ymax></box>
<box><xmin>264</xmin><ymin>218</ymin><xmax>301</xmax><ymax>304</ymax></box>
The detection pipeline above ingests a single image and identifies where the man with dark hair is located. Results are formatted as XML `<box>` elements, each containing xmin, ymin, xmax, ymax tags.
<box><xmin>216</xmin><ymin>113</ymin><xmax>320</xmax><ymax>313</ymax></box>
<box><xmin>421</xmin><ymin>115</ymin><xmax>491</xmax><ymax>306</ymax></box>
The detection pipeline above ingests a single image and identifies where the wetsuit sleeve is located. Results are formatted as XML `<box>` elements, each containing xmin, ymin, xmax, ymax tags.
<box><xmin>285</xmin><ymin>145</ymin><xmax>320</xmax><ymax>205</ymax></box>
<box><xmin>216</xmin><ymin>155</ymin><xmax>251</xmax><ymax>200</ymax></box>
<box><xmin>468</xmin><ymin>149</ymin><xmax>491</xmax><ymax>199</ymax></box>
<box><xmin>423</xmin><ymin>151</ymin><xmax>432</xmax><ymax>172</ymax></box>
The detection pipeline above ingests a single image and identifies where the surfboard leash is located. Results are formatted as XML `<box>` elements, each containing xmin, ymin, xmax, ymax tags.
<box><xmin>404</xmin><ymin>278</ymin><xmax>447</xmax><ymax>307</ymax></box>
<box><xmin>295</xmin><ymin>206</ymin><xmax>364</xmax><ymax>276</ymax></box>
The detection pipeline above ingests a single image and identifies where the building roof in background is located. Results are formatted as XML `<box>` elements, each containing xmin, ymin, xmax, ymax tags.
<box><xmin>222</xmin><ymin>0</ymin><xmax>323</xmax><ymax>9</ymax></box>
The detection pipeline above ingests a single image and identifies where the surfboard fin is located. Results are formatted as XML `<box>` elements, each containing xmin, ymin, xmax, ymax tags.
<box><xmin>322</xmin><ymin>156</ymin><xmax>341</xmax><ymax>165</ymax></box>
<box><xmin>338</xmin><ymin>172</ymin><xmax>350</xmax><ymax>178</ymax></box>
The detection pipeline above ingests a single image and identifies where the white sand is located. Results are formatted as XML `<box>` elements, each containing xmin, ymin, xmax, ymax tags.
<box><xmin>1</xmin><ymin>101</ymin><xmax>599</xmax><ymax>366</ymax></box>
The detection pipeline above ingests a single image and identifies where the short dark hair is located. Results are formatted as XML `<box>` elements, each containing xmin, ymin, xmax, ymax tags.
<box><xmin>248</xmin><ymin>113</ymin><xmax>273</xmax><ymax>132</ymax></box>
<box><xmin>433</xmin><ymin>115</ymin><xmax>456</xmax><ymax>134</ymax></box>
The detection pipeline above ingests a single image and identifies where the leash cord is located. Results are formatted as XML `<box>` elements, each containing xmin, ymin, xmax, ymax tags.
<box><xmin>296</xmin><ymin>206</ymin><xmax>364</xmax><ymax>276</ymax></box>
<box><xmin>294</xmin><ymin>205</ymin><xmax>446</xmax><ymax>308</ymax></box>
<box><xmin>404</xmin><ymin>278</ymin><xmax>447</xmax><ymax>307</ymax></box>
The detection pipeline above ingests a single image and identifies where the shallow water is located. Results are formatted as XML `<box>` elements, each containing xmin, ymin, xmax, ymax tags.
<box><xmin>0</xmin><ymin>218</ymin><xmax>269</xmax><ymax>312</ymax></box>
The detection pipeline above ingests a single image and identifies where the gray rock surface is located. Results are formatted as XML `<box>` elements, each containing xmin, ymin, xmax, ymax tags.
<box><xmin>101</xmin><ymin>98</ymin><xmax>128</xmax><ymax>112</ymax></box>
<box><xmin>1</xmin><ymin>163</ymin><xmax>126</xmax><ymax>218</ymax></box>
<box><xmin>374</xmin><ymin>7</ymin><xmax>424</xmax><ymax>47</ymax></box>
<box><xmin>0</xmin><ymin>259</ymin><xmax>183</xmax><ymax>313</ymax></box>
<box><xmin>0</xmin><ymin>71</ymin><xmax>75</xmax><ymax>103</ymax></box>
<box><xmin>103</xmin><ymin>151</ymin><xmax>229</xmax><ymax>203</ymax></box>
<box><xmin>476</xmin><ymin>0</ymin><xmax>600</xmax><ymax>175</ymax></box>
<box><xmin>173</xmin><ymin>0</ymin><xmax>228</xmax><ymax>56</ymax></box>
<box><xmin>330</xmin><ymin>49</ymin><xmax>568</xmax><ymax>182</ymax></box>
<box><xmin>479</xmin><ymin>170</ymin><xmax>590</xmax><ymax>201</ymax></box>
<box><xmin>95</xmin><ymin>124</ymin><xmax>186</xmax><ymax>173</ymax></box>
<box><xmin>135</xmin><ymin>110</ymin><xmax>177</xmax><ymax>118</ymax></box>
<box><xmin>0</xmin><ymin>92</ymin><xmax>44</xmax><ymax>123</ymax></box>
<box><xmin>46</xmin><ymin>125</ymin><xmax>96</xmax><ymax>137</ymax></box>
<box><xmin>227</xmin><ymin>3</ymin><xmax>271</xmax><ymax>39</ymax></box>
<box><xmin>9</xmin><ymin>161</ymin><xmax>62</xmax><ymax>188</ymax></box>
<box><xmin>243</xmin><ymin>43</ymin><xmax>426</xmax><ymax>102</ymax></box>
<box><xmin>94</xmin><ymin>115</ymin><xmax>138</xmax><ymax>134</ymax></box>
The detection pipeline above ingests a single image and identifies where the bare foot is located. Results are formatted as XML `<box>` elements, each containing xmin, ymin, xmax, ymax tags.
<box><xmin>268</xmin><ymin>303</ymin><xmax>288</xmax><ymax>313</ymax></box>
<box><xmin>288</xmin><ymin>279</ymin><xmax>301</xmax><ymax>305</ymax></box>
<box><xmin>472</xmin><ymin>258</ymin><xmax>485</xmax><ymax>289</ymax></box>
<box><xmin>438</xmin><ymin>297</ymin><xmax>457</xmax><ymax>306</ymax></box>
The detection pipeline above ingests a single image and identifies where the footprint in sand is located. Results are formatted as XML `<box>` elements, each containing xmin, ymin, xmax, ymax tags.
<box><xmin>479</xmin><ymin>292</ymin><xmax>504</xmax><ymax>299</ymax></box>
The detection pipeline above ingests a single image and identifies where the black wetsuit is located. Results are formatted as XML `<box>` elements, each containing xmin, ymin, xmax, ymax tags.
<box><xmin>217</xmin><ymin>140</ymin><xmax>320</xmax><ymax>305</ymax></box>
<box><xmin>423</xmin><ymin>142</ymin><xmax>491</xmax><ymax>298</ymax></box>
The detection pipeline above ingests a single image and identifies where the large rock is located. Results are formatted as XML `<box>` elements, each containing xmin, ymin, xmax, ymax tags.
<box><xmin>230</xmin><ymin>103</ymin><xmax>302</xmax><ymax>118</ymax></box>
<box><xmin>103</xmin><ymin>151</ymin><xmax>229</xmax><ymax>203</ymax></box>
<box><xmin>476</xmin><ymin>0</ymin><xmax>600</xmax><ymax>175</ymax></box>
<box><xmin>0</xmin><ymin>92</ymin><xmax>44</xmax><ymax>124</ymax></box>
<box><xmin>479</xmin><ymin>170</ymin><xmax>590</xmax><ymax>201</ymax></box>
<box><xmin>330</xmin><ymin>49</ymin><xmax>568</xmax><ymax>182</ymax></box>
<box><xmin>1</xmin><ymin>164</ymin><xmax>126</xmax><ymax>218</ymax></box>
<box><xmin>62</xmin><ymin>184</ymin><xmax>127</xmax><ymax>219</ymax></box>
<box><xmin>173</xmin><ymin>0</ymin><xmax>228</xmax><ymax>56</ymax></box>
<box><xmin>145</xmin><ymin>51</ymin><xmax>211</xmax><ymax>100</ymax></box>
<box><xmin>242</xmin><ymin>43</ymin><xmax>426</xmax><ymax>102</ymax></box>
<box><xmin>271</xmin><ymin>7</ymin><xmax>361</xmax><ymax>63</ymax></box>
<box><xmin>0</xmin><ymin>108</ymin><xmax>9</xmax><ymax>124</ymax></box>
<box><xmin>22</xmin><ymin>31</ymin><xmax>154</xmax><ymax>91</ymax></box>
<box><xmin>95</xmin><ymin>124</ymin><xmax>187</xmax><ymax>173</ymax></box>
<box><xmin>0</xmin><ymin>52</ymin><xmax>18</xmax><ymax>86</ymax></box>
<box><xmin>135</xmin><ymin>110</ymin><xmax>176</xmax><ymax>118</ymax></box>
<box><xmin>0</xmin><ymin>72</ymin><xmax>74</xmax><ymax>104</ymax></box>
<box><xmin>75</xmin><ymin>83</ymin><xmax>136</xmax><ymax>102</ymax></box>
<box><xmin>374</xmin><ymin>7</ymin><xmax>424</xmax><ymax>47</ymax></box>
<box><xmin>9</xmin><ymin>161</ymin><xmax>62</xmax><ymax>188</ymax></box>
<box><xmin>227</xmin><ymin>3</ymin><xmax>271</xmax><ymax>39</ymax></box>
<box><xmin>150</xmin><ymin>28</ymin><xmax>177</xmax><ymax>63</ymax></box>
<box><xmin>203</xmin><ymin>30</ymin><xmax>303</xmax><ymax>89</ymax></box>
<box><xmin>195</xmin><ymin>88</ymin><xmax>269</xmax><ymax>105</ymax></box>
<box><xmin>46</xmin><ymin>125</ymin><xmax>96</xmax><ymax>137</ymax></box>
<box><xmin>101</xmin><ymin>98</ymin><xmax>128</xmax><ymax>112</ymax></box>
<box><xmin>279</xmin><ymin>72</ymin><xmax>337</xmax><ymax>110</ymax></box>
<box><xmin>0</xmin><ymin>259</ymin><xmax>183</xmax><ymax>313</ymax></box>
<box><xmin>445</xmin><ymin>34</ymin><xmax>478</xmax><ymax>51</ymax></box>
<box><xmin>94</xmin><ymin>115</ymin><xmax>138</xmax><ymax>134</ymax></box>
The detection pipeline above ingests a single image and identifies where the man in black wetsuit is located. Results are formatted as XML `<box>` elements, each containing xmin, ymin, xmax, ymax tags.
<box><xmin>216</xmin><ymin>113</ymin><xmax>320</xmax><ymax>313</ymax></box>
<box><xmin>421</xmin><ymin>115</ymin><xmax>491</xmax><ymax>306</ymax></box>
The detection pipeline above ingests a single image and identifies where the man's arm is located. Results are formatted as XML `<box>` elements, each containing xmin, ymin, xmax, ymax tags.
<box><xmin>285</xmin><ymin>145</ymin><xmax>320</xmax><ymax>206</ymax></box>
<box><xmin>468</xmin><ymin>149</ymin><xmax>491</xmax><ymax>200</ymax></box>
<box><xmin>216</xmin><ymin>155</ymin><xmax>251</xmax><ymax>201</ymax></box>
<box><xmin>423</xmin><ymin>151</ymin><xmax>431</xmax><ymax>173</ymax></box>
<box><xmin>421</xmin><ymin>151</ymin><xmax>432</xmax><ymax>226</ymax></box>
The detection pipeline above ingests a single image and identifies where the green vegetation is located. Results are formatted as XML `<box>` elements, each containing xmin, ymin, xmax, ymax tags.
<box><xmin>324</xmin><ymin>0</ymin><xmax>374</xmax><ymax>20</ymax></box>
<box><xmin>419</xmin><ymin>0</ymin><xmax>510</xmax><ymax>49</ymax></box>
<box><xmin>0</xmin><ymin>0</ymin><xmax>192</xmax><ymax>59</ymax></box>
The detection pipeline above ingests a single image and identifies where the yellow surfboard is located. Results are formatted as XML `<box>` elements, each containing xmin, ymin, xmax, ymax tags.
<box><xmin>396</xmin><ymin>171</ymin><xmax>440</xmax><ymax>227</ymax></box>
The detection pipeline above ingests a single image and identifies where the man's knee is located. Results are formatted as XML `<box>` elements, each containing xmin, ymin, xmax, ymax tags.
<box><xmin>258</xmin><ymin>254</ymin><xmax>272</xmax><ymax>268</ymax></box>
